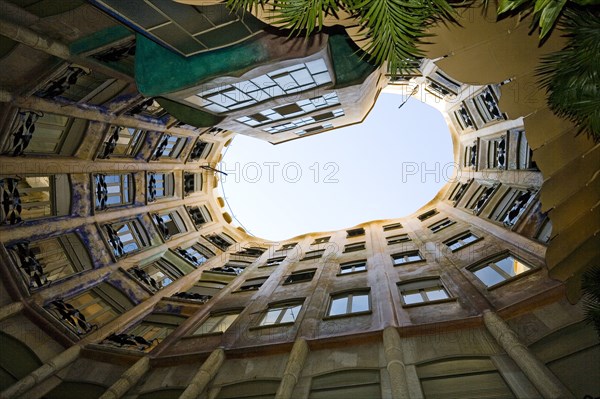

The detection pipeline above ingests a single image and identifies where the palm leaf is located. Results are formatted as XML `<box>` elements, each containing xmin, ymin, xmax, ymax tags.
<box><xmin>581</xmin><ymin>266</ymin><xmax>600</xmax><ymax>338</ymax></box>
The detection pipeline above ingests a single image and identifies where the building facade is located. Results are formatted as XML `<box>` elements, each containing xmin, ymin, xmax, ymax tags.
<box><xmin>0</xmin><ymin>1</ymin><xmax>598</xmax><ymax>399</ymax></box>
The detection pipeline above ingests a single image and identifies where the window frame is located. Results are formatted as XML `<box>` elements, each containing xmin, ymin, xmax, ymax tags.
<box><xmin>257</xmin><ymin>300</ymin><xmax>305</xmax><ymax>327</ymax></box>
<box><xmin>191</xmin><ymin>310</ymin><xmax>242</xmax><ymax>336</ymax></box>
<box><xmin>103</xmin><ymin>218</ymin><xmax>149</xmax><ymax>259</ymax></box>
<box><xmin>383</xmin><ymin>222</ymin><xmax>403</xmax><ymax>231</ymax></box>
<box><xmin>392</xmin><ymin>250</ymin><xmax>425</xmax><ymax>266</ymax></box>
<box><xmin>398</xmin><ymin>278</ymin><xmax>454</xmax><ymax>307</ymax></box>
<box><xmin>386</xmin><ymin>234</ymin><xmax>410</xmax><ymax>245</ymax></box>
<box><xmin>429</xmin><ymin>218</ymin><xmax>456</xmax><ymax>233</ymax></box>
<box><xmin>417</xmin><ymin>209</ymin><xmax>438</xmax><ymax>221</ymax></box>
<box><xmin>444</xmin><ymin>231</ymin><xmax>481</xmax><ymax>252</ymax></box>
<box><xmin>338</xmin><ymin>260</ymin><xmax>367</xmax><ymax>275</ymax></box>
<box><xmin>343</xmin><ymin>241</ymin><xmax>366</xmax><ymax>253</ymax></box>
<box><xmin>301</xmin><ymin>249</ymin><xmax>325</xmax><ymax>261</ymax></box>
<box><xmin>468</xmin><ymin>252</ymin><xmax>538</xmax><ymax>289</ymax></box>
<box><xmin>283</xmin><ymin>269</ymin><xmax>316</xmax><ymax>285</ymax></box>
<box><xmin>94</xmin><ymin>173</ymin><xmax>134</xmax><ymax>211</ymax></box>
<box><xmin>325</xmin><ymin>290</ymin><xmax>372</xmax><ymax>319</ymax></box>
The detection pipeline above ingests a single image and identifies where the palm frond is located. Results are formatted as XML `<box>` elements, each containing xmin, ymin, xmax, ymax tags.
<box><xmin>581</xmin><ymin>265</ymin><xmax>600</xmax><ymax>338</ymax></box>
<box><xmin>269</xmin><ymin>0</ymin><xmax>343</xmax><ymax>35</ymax></box>
<box><xmin>537</xmin><ymin>7</ymin><xmax>600</xmax><ymax>141</ymax></box>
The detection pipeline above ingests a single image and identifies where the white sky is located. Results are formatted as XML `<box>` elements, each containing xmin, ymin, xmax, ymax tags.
<box><xmin>218</xmin><ymin>93</ymin><xmax>453</xmax><ymax>241</ymax></box>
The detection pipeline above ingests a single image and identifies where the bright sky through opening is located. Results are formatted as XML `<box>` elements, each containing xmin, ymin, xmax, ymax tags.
<box><xmin>218</xmin><ymin>93</ymin><xmax>453</xmax><ymax>241</ymax></box>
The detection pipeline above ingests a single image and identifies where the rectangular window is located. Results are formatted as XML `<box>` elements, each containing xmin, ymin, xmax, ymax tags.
<box><xmin>448</xmin><ymin>180</ymin><xmax>471</xmax><ymax>204</ymax></box>
<box><xmin>429</xmin><ymin>218</ymin><xmax>455</xmax><ymax>233</ymax></box>
<box><xmin>312</xmin><ymin>236</ymin><xmax>330</xmax><ymax>244</ymax></box>
<box><xmin>474</xmin><ymin>86</ymin><xmax>504</xmax><ymax>124</ymax></box>
<box><xmin>339</xmin><ymin>261</ymin><xmax>367</xmax><ymax>275</ymax></box>
<box><xmin>204</xmin><ymin>233</ymin><xmax>236</xmax><ymax>251</ymax></box>
<box><xmin>454</xmin><ymin>104</ymin><xmax>475</xmax><ymax>130</ymax></box>
<box><xmin>346</xmin><ymin>228</ymin><xmax>365</xmax><ymax>238</ymax></box>
<box><xmin>104</xmin><ymin>219</ymin><xmax>148</xmax><ymax>258</ymax></box>
<box><xmin>383</xmin><ymin>222</ymin><xmax>403</xmax><ymax>231</ymax></box>
<box><xmin>130</xmin><ymin>260</ymin><xmax>184</xmax><ymax>291</ymax></box>
<box><xmin>238</xmin><ymin>277</ymin><xmax>268</xmax><ymax>291</ymax></box>
<box><xmin>463</xmin><ymin>142</ymin><xmax>478</xmax><ymax>168</ymax></box>
<box><xmin>94</xmin><ymin>173</ymin><xmax>133</xmax><ymax>210</ymax></box>
<box><xmin>1</xmin><ymin>175</ymin><xmax>70</xmax><ymax>224</ymax></box>
<box><xmin>187</xmin><ymin>205</ymin><xmax>212</xmax><ymax>227</ymax></box>
<box><xmin>445</xmin><ymin>232</ymin><xmax>480</xmax><ymax>251</ymax></box>
<box><xmin>418</xmin><ymin>209</ymin><xmax>438</xmax><ymax>221</ymax></box>
<box><xmin>470</xmin><ymin>254</ymin><xmax>533</xmax><ymax>287</ymax></box>
<box><xmin>398</xmin><ymin>279</ymin><xmax>451</xmax><ymax>305</ymax></box>
<box><xmin>192</xmin><ymin>312</ymin><xmax>241</xmax><ymax>335</ymax></box>
<box><xmin>188</xmin><ymin>139</ymin><xmax>213</xmax><ymax>161</ymax></box>
<box><xmin>392</xmin><ymin>251</ymin><xmax>424</xmax><ymax>265</ymax></box>
<box><xmin>516</xmin><ymin>130</ymin><xmax>537</xmax><ymax>170</ymax></box>
<box><xmin>279</xmin><ymin>243</ymin><xmax>298</xmax><ymax>251</ymax></box>
<box><xmin>284</xmin><ymin>269</ymin><xmax>315</xmax><ymax>284</ymax></box>
<box><xmin>147</xmin><ymin>172</ymin><xmax>174</xmax><ymax>202</ymax></box>
<box><xmin>176</xmin><ymin>243</ymin><xmax>213</xmax><ymax>266</ymax></box>
<box><xmin>183</xmin><ymin>172</ymin><xmax>203</xmax><ymax>196</ymax></box>
<box><xmin>467</xmin><ymin>184</ymin><xmax>497</xmax><ymax>214</ymax></box>
<box><xmin>98</xmin><ymin>126</ymin><xmax>145</xmax><ymax>159</ymax></box>
<box><xmin>489</xmin><ymin>188</ymin><xmax>534</xmax><ymax>227</ymax></box>
<box><xmin>343</xmin><ymin>242</ymin><xmax>365</xmax><ymax>253</ymax></box>
<box><xmin>3</xmin><ymin>111</ymin><xmax>73</xmax><ymax>156</ymax></box>
<box><xmin>486</xmin><ymin>136</ymin><xmax>507</xmax><ymax>169</ymax></box>
<box><xmin>153</xmin><ymin>211</ymin><xmax>186</xmax><ymax>240</ymax></box>
<box><xmin>328</xmin><ymin>291</ymin><xmax>370</xmax><ymax>316</ymax></box>
<box><xmin>260</xmin><ymin>302</ymin><xmax>303</xmax><ymax>326</ymax></box>
<box><xmin>302</xmin><ymin>249</ymin><xmax>325</xmax><ymax>260</ymax></box>
<box><xmin>152</xmin><ymin>134</ymin><xmax>187</xmax><ymax>160</ymax></box>
<box><xmin>263</xmin><ymin>109</ymin><xmax>345</xmax><ymax>134</ymax></box>
<box><xmin>264</xmin><ymin>256</ymin><xmax>286</xmax><ymax>267</ymax></box>
<box><xmin>387</xmin><ymin>234</ymin><xmax>410</xmax><ymax>245</ymax></box>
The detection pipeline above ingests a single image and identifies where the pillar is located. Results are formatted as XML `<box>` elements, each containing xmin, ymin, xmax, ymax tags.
<box><xmin>0</xmin><ymin>345</ymin><xmax>81</xmax><ymax>399</ymax></box>
<box><xmin>275</xmin><ymin>338</ymin><xmax>309</xmax><ymax>399</ymax></box>
<box><xmin>179</xmin><ymin>348</ymin><xmax>225</xmax><ymax>399</ymax></box>
<box><xmin>482</xmin><ymin>310</ymin><xmax>572</xmax><ymax>398</ymax></box>
<box><xmin>98</xmin><ymin>357</ymin><xmax>151</xmax><ymax>399</ymax></box>
<box><xmin>383</xmin><ymin>327</ymin><xmax>410</xmax><ymax>399</ymax></box>
<box><xmin>0</xmin><ymin>302</ymin><xmax>24</xmax><ymax>322</ymax></box>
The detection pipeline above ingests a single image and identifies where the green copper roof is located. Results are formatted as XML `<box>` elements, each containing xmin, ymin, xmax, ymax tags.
<box><xmin>328</xmin><ymin>32</ymin><xmax>377</xmax><ymax>88</ymax></box>
<box><xmin>156</xmin><ymin>97</ymin><xmax>223</xmax><ymax>128</ymax></box>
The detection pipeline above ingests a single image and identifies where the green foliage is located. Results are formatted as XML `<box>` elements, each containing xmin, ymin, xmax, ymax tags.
<box><xmin>225</xmin><ymin>0</ymin><xmax>458</xmax><ymax>73</ymax></box>
<box><xmin>537</xmin><ymin>8</ymin><xmax>600</xmax><ymax>141</ymax></box>
<box><xmin>581</xmin><ymin>265</ymin><xmax>600</xmax><ymax>338</ymax></box>
<box><xmin>497</xmin><ymin>0</ymin><xmax>600</xmax><ymax>39</ymax></box>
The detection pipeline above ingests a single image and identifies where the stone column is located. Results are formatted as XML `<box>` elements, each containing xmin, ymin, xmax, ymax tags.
<box><xmin>383</xmin><ymin>327</ymin><xmax>410</xmax><ymax>399</ymax></box>
<box><xmin>179</xmin><ymin>348</ymin><xmax>226</xmax><ymax>399</ymax></box>
<box><xmin>0</xmin><ymin>345</ymin><xmax>81</xmax><ymax>399</ymax></box>
<box><xmin>275</xmin><ymin>338</ymin><xmax>309</xmax><ymax>399</ymax></box>
<box><xmin>0</xmin><ymin>18</ymin><xmax>70</xmax><ymax>59</ymax></box>
<box><xmin>99</xmin><ymin>357</ymin><xmax>151</xmax><ymax>399</ymax></box>
<box><xmin>0</xmin><ymin>302</ymin><xmax>24</xmax><ymax>322</ymax></box>
<box><xmin>482</xmin><ymin>310</ymin><xmax>572</xmax><ymax>399</ymax></box>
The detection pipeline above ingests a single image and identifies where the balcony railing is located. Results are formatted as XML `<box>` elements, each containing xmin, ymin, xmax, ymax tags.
<box><xmin>7</xmin><ymin>241</ymin><xmax>49</xmax><ymax>289</ymax></box>
<box><xmin>6</xmin><ymin>111</ymin><xmax>42</xmax><ymax>156</ymax></box>
<box><xmin>102</xmin><ymin>332</ymin><xmax>157</xmax><ymax>351</ymax></box>
<box><xmin>49</xmin><ymin>298</ymin><xmax>98</xmax><ymax>336</ymax></box>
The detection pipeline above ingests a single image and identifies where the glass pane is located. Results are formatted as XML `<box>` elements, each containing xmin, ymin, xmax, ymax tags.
<box><xmin>402</xmin><ymin>291</ymin><xmax>423</xmax><ymax>304</ymax></box>
<box><xmin>329</xmin><ymin>297</ymin><xmax>348</xmax><ymax>316</ymax></box>
<box><xmin>261</xmin><ymin>309</ymin><xmax>280</xmax><ymax>325</ymax></box>
<box><xmin>280</xmin><ymin>305</ymin><xmax>301</xmax><ymax>324</ymax></box>
<box><xmin>407</xmin><ymin>254</ymin><xmax>421</xmax><ymax>262</ymax></box>
<box><xmin>495</xmin><ymin>256</ymin><xmax>529</xmax><ymax>277</ymax></box>
<box><xmin>351</xmin><ymin>294</ymin><xmax>369</xmax><ymax>313</ymax></box>
<box><xmin>425</xmin><ymin>287</ymin><xmax>449</xmax><ymax>301</ymax></box>
<box><xmin>463</xmin><ymin>234</ymin><xmax>477</xmax><ymax>244</ymax></box>
<box><xmin>194</xmin><ymin>316</ymin><xmax>219</xmax><ymax>334</ymax></box>
<box><xmin>474</xmin><ymin>266</ymin><xmax>504</xmax><ymax>287</ymax></box>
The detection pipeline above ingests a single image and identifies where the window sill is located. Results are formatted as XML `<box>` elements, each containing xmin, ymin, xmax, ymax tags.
<box><xmin>484</xmin><ymin>267</ymin><xmax>541</xmax><ymax>291</ymax></box>
<box><xmin>323</xmin><ymin>310</ymin><xmax>372</xmax><ymax>321</ymax></box>
<box><xmin>343</xmin><ymin>248</ymin><xmax>365</xmax><ymax>253</ymax></box>
<box><xmin>393</xmin><ymin>259</ymin><xmax>426</xmax><ymax>267</ymax></box>
<box><xmin>336</xmin><ymin>270</ymin><xmax>367</xmax><ymax>277</ymax></box>
<box><xmin>401</xmin><ymin>297</ymin><xmax>457</xmax><ymax>308</ymax></box>
<box><xmin>249</xmin><ymin>322</ymin><xmax>295</xmax><ymax>331</ymax></box>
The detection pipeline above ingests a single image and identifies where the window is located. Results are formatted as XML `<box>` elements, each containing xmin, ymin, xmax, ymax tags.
<box><xmin>346</xmin><ymin>228</ymin><xmax>365</xmax><ymax>238</ymax></box>
<box><xmin>301</xmin><ymin>249</ymin><xmax>325</xmax><ymax>260</ymax></box>
<box><xmin>463</xmin><ymin>141</ymin><xmax>478</xmax><ymax>168</ymax></box>
<box><xmin>310</xmin><ymin>370</ymin><xmax>381</xmax><ymax>398</ymax></box>
<box><xmin>383</xmin><ymin>222</ymin><xmax>403</xmax><ymax>231</ymax></box>
<box><xmin>94</xmin><ymin>173</ymin><xmax>133</xmax><ymax>210</ymax></box>
<box><xmin>474</xmin><ymin>86</ymin><xmax>504</xmax><ymax>124</ymax></box>
<box><xmin>343</xmin><ymin>242</ymin><xmax>365</xmax><ymax>253</ymax></box>
<box><xmin>238</xmin><ymin>277</ymin><xmax>268</xmax><ymax>291</ymax></box>
<box><xmin>153</xmin><ymin>211</ymin><xmax>186</xmax><ymax>240</ymax></box>
<box><xmin>176</xmin><ymin>243</ymin><xmax>214</xmax><ymax>266</ymax></box>
<box><xmin>187</xmin><ymin>205</ymin><xmax>212</xmax><ymax>227</ymax></box>
<box><xmin>98</xmin><ymin>126</ymin><xmax>145</xmax><ymax>159</ymax></box>
<box><xmin>130</xmin><ymin>260</ymin><xmax>184</xmax><ymax>292</ymax></box>
<box><xmin>470</xmin><ymin>254</ymin><xmax>534</xmax><ymax>287</ymax></box>
<box><xmin>264</xmin><ymin>256</ymin><xmax>286</xmax><ymax>267</ymax></box>
<box><xmin>263</xmin><ymin>109</ymin><xmax>345</xmax><ymax>134</ymax></box>
<box><xmin>392</xmin><ymin>251</ymin><xmax>424</xmax><ymax>265</ymax></box>
<box><xmin>183</xmin><ymin>172</ymin><xmax>203</xmax><ymax>196</ymax></box>
<box><xmin>236</xmin><ymin>92</ymin><xmax>340</xmax><ymax>127</ymax></box>
<box><xmin>536</xmin><ymin>218</ymin><xmax>553</xmax><ymax>243</ymax></box>
<box><xmin>448</xmin><ymin>180</ymin><xmax>471</xmax><ymax>203</ymax></box>
<box><xmin>186</xmin><ymin>59</ymin><xmax>332</xmax><ymax>113</ymax></box>
<box><xmin>234</xmin><ymin>247</ymin><xmax>266</xmax><ymax>257</ymax></box>
<box><xmin>188</xmin><ymin>139</ymin><xmax>213</xmax><ymax>161</ymax></box>
<box><xmin>387</xmin><ymin>234</ymin><xmax>410</xmax><ymax>245</ymax></box>
<box><xmin>0</xmin><ymin>175</ymin><xmax>70</xmax><ymax>225</ymax></box>
<box><xmin>516</xmin><ymin>129</ymin><xmax>537</xmax><ymax>170</ymax></box>
<box><xmin>259</xmin><ymin>302</ymin><xmax>303</xmax><ymax>326</ymax></box>
<box><xmin>279</xmin><ymin>243</ymin><xmax>297</xmax><ymax>251</ymax></box>
<box><xmin>151</xmin><ymin>134</ymin><xmax>188</xmax><ymax>160</ymax></box>
<box><xmin>429</xmin><ymin>218</ymin><xmax>455</xmax><ymax>233</ymax></box>
<box><xmin>295</xmin><ymin>123</ymin><xmax>334</xmax><ymax>136</ymax></box>
<box><xmin>454</xmin><ymin>104</ymin><xmax>475</xmax><ymax>130</ymax></box>
<box><xmin>418</xmin><ymin>209</ymin><xmax>438</xmax><ymax>221</ymax></box>
<box><xmin>117</xmin><ymin>314</ymin><xmax>186</xmax><ymax>352</ymax></box>
<box><xmin>398</xmin><ymin>279</ymin><xmax>451</xmax><ymax>305</ymax></box>
<box><xmin>339</xmin><ymin>260</ymin><xmax>367</xmax><ymax>275</ymax></box>
<box><xmin>7</xmin><ymin>233</ymin><xmax>92</xmax><ymax>289</ymax></box>
<box><xmin>486</xmin><ymin>136</ymin><xmax>507</xmax><ymax>169</ymax></box>
<box><xmin>204</xmin><ymin>233</ymin><xmax>236</xmax><ymax>251</ymax></box>
<box><xmin>328</xmin><ymin>291</ymin><xmax>370</xmax><ymax>316</ymax></box>
<box><xmin>490</xmin><ymin>188</ymin><xmax>535</xmax><ymax>227</ymax></box>
<box><xmin>284</xmin><ymin>269</ymin><xmax>315</xmax><ymax>284</ymax></box>
<box><xmin>445</xmin><ymin>232</ymin><xmax>480</xmax><ymax>251</ymax></box>
<box><xmin>147</xmin><ymin>172</ymin><xmax>175</xmax><ymax>202</ymax></box>
<box><xmin>125</xmin><ymin>98</ymin><xmax>167</xmax><ymax>118</ymax></box>
<box><xmin>467</xmin><ymin>184</ymin><xmax>497</xmax><ymax>214</ymax></box>
<box><xmin>2</xmin><ymin>111</ymin><xmax>78</xmax><ymax>156</ymax></box>
<box><xmin>426</xmin><ymin>71</ymin><xmax>461</xmax><ymax>97</ymax></box>
<box><xmin>192</xmin><ymin>311</ymin><xmax>241</xmax><ymax>335</ymax></box>
<box><xmin>312</xmin><ymin>236</ymin><xmax>330</xmax><ymax>244</ymax></box>
<box><xmin>104</xmin><ymin>219</ymin><xmax>148</xmax><ymax>258</ymax></box>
